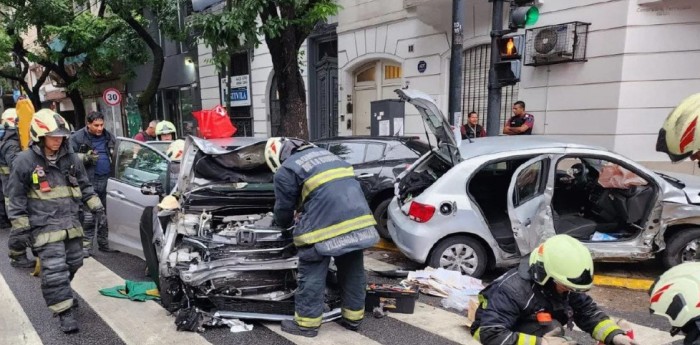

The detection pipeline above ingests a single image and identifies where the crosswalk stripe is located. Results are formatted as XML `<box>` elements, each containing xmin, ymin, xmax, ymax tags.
<box><xmin>0</xmin><ymin>270</ymin><xmax>42</xmax><ymax>345</ymax></box>
<box><xmin>73</xmin><ymin>258</ymin><xmax>212</xmax><ymax>345</ymax></box>
<box><xmin>263</xmin><ymin>321</ymin><xmax>383</xmax><ymax>345</ymax></box>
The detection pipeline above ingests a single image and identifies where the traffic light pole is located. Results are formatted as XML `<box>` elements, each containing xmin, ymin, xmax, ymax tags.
<box><xmin>486</xmin><ymin>0</ymin><xmax>505</xmax><ymax>136</ymax></box>
<box><xmin>448</xmin><ymin>0</ymin><xmax>465</xmax><ymax>126</ymax></box>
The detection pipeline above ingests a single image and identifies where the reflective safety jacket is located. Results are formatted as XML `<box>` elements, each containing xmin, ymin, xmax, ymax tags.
<box><xmin>0</xmin><ymin>128</ymin><xmax>20</xmax><ymax>194</ymax></box>
<box><xmin>470</xmin><ymin>260</ymin><xmax>624</xmax><ymax>345</ymax></box>
<box><xmin>273</xmin><ymin>147</ymin><xmax>379</xmax><ymax>258</ymax></box>
<box><xmin>6</xmin><ymin>143</ymin><xmax>102</xmax><ymax>247</ymax></box>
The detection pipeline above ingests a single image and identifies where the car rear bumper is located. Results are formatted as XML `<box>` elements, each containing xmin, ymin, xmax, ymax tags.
<box><xmin>387</xmin><ymin>198</ymin><xmax>433</xmax><ymax>264</ymax></box>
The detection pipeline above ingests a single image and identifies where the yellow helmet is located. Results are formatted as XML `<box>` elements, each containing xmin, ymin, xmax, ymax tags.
<box><xmin>264</xmin><ymin>137</ymin><xmax>314</xmax><ymax>173</ymax></box>
<box><xmin>657</xmin><ymin>93</ymin><xmax>700</xmax><ymax>162</ymax></box>
<box><xmin>649</xmin><ymin>262</ymin><xmax>700</xmax><ymax>334</ymax></box>
<box><xmin>155</xmin><ymin>120</ymin><xmax>176</xmax><ymax>139</ymax></box>
<box><xmin>529</xmin><ymin>234</ymin><xmax>594</xmax><ymax>292</ymax></box>
<box><xmin>166</xmin><ymin>139</ymin><xmax>185</xmax><ymax>161</ymax></box>
<box><xmin>30</xmin><ymin>109</ymin><xmax>71</xmax><ymax>142</ymax></box>
<box><xmin>1</xmin><ymin>108</ymin><xmax>17</xmax><ymax>129</ymax></box>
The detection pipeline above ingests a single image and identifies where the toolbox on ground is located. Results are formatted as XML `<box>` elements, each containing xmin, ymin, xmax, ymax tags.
<box><xmin>365</xmin><ymin>283</ymin><xmax>419</xmax><ymax>314</ymax></box>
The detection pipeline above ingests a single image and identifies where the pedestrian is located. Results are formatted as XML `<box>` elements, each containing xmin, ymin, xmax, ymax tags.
<box><xmin>133</xmin><ymin>120</ymin><xmax>158</xmax><ymax>142</ymax></box>
<box><xmin>470</xmin><ymin>234</ymin><xmax>639</xmax><ymax>345</ymax></box>
<box><xmin>649</xmin><ymin>262</ymin><xmax>700</xmax><ymax>345</ymax></box>
<box><xmin>264</xmin><ymin>137</ymin><xmax>380</xmax><ymax>337</ymax></box>
<box><xmin>6</xmin><ymin>109</ymin><xmax>105</xmax><ymax>333</ymax></box>
<box><xmin>69</xmin><ymin>111</ymin><xmax>117</xmax><ymax>255</ymax></box>
<box><xmin>461</xmin><ymin>111</ymin><xmax>486</xmax><ymax>139</ymax></box>
<box><xmin>657</xmin><ymin>93</ymin><xmax>700</xmax><ymax>166</ymax></box>
<box><xmin>155</xmin><ymin>120</ymin><xmax>177</xmax><ymax>141</ymax></box>
<box><xmin>503</xmin><ymin>101</ymin><xmax>534</xmax><ymax>135</ymax></box>
<box><xmin>0</xmin><ymin>108</ymin><xmax>33</xmax><ymax>267</ymax></box>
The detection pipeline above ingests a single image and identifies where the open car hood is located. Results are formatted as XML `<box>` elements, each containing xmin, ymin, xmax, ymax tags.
<box><xmin>394</xmin><ymin>89</ymin><xmax>461</xmax><ymax>165</ymax></box>
<box><xmin>177</xmin><ymin>136</ymin><xmax>271</xmax><ymax>194</ymax></box>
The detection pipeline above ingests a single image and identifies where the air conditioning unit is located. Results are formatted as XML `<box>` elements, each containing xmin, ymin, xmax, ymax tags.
<box><xmin>524</xmin><ymin>22</ymin><xmax>590</xmax><ymax>66</ymax></box>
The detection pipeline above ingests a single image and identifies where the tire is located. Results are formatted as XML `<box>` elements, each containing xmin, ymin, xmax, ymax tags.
<box><xmin>661</xmin><ymin>228</ymin><xmax>700</xmax><ymax>269</ymax></box>
<box><xmin>373</xmin><ymin>198</ymin><xmax>393</xmax><ymax>240</ymax></box>
<box><xmin>139</xmin><ymin>206</ymin><xmax>160</xmax><ymax>285</ymax></box>
<box><xmin>427</xmin><ymin>235</ymin><xmax>488</xmax><ymax>278</ymax></box>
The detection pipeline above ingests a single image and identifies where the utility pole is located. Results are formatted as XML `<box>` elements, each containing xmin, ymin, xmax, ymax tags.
<box><xmin>486</xmin><ymin>0</ymin><xmax>505</xmax><ymax>136</ymax></box>
<box><xmin>225</xmin><ymin>0</ymin><xmax>233</xmax><ymax>117</ymax></box>
<box><xmin>448</xmin><ymin>0</ymin><xmax>464</xmax><ymax>127</ymax></box>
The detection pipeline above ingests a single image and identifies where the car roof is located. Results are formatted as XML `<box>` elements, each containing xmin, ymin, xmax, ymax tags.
<box><xmin>314</xmin><ymin>136</ymin><xmax>420</xmax><ymax>143</ymax></box>
<box><xmin>458</xmin><ymin>136</ymin><xmax>607</xmax><ymax>159</ymax></box>
<box><xmin>205</xmin><ymin>136</ymin><xmax>265</xmax><ymax>148</ymax></box>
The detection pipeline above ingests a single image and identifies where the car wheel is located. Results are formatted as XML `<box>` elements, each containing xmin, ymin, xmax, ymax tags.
<box><xmin>373</xmin><ymin>198</ymin><xmax>393</xmax><ymax>240</ymax></box>
<box><xmin>139</xmin><ymin>206</ymin><xmax>159</xmax><ymax>284</ymax></box>
<box><xmin>428</xmin><ymin>236</ymin><xmax>488</xmax><ymax>278</ymax></box>
<box><xmin>662</xmin><ymin>228</ymin><xmax>700</xmax><ymax>268</ymax></box>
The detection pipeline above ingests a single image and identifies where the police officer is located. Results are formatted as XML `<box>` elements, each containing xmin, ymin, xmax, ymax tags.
<box><xmin>470</xmin><ymin>235</ymin><xmax>639</xmax><ymax>345</ymax></box>
<box><xmin>70</xmin><ymin>111</ymin><xmax>116</xmax><ymax>254</ymax></box>
<box><xmin>7</xmin><ymin>109</ymin><xmax>104</xmax><ymax>333</ymax></box>
<box><xmin>503</xmin><ymin>101</ymin><xmax>535</xmax><ymax>135</ymax></box>
<box><xmin>155</xmin><ymin>120</ymin><xmax>177</xmax><ymax>141</ymax></box>
<box><xmin>264</xmin><ymin>137</ymin><xmax>380</xmax><ymax>337</ymax></box>
<box><xmin>650</xmin><ymin>262</ymin><xmax>700</xmax><ymax>345</ymax></box>
<box><xmin>0</xmin><ymin>108</ymin><xmax>32</xmax><ymax>267</ymax></box>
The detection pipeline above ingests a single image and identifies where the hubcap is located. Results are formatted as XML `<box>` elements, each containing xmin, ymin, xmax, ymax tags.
<box><xmin>439</xmin><ymin>243</ymin><xmax>478</xmax><ymax>275</ymax></box>
<box><xmin>681</xmin><ymin>239</ymin><xmax>700</xmax><ymax>262</ymax></box>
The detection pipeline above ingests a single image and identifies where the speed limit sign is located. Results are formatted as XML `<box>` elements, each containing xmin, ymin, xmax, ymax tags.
<box><xmin>102</xmin><ymin>88</ymin><xmax>122</xmax><ymax>106</ymax></box>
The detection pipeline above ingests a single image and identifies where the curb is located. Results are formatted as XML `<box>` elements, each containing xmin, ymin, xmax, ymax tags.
<box><xmin>372</xmin><ymin>238</ymin><xmax>400</xmax><ymax>252</ymax></box>
<box><xmin>592</xmin><ymin>275</ymin><xmax>654</xmax><ymax>291</ymax></box>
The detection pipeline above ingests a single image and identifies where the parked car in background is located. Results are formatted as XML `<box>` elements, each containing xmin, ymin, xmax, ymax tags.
<box><xmin>314</xmin><ymin>136</ymin><xmax>430</xmax><ymax>239</ymax></box>
<box><xmin>388</xmin><ymin>88</ymin><xmax>700</xmax><ymax>278</ymax></box>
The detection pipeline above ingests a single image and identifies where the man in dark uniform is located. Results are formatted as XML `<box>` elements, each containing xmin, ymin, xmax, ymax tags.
<box><xmin>504</xmin><ymin>101</ymin><xmax>535</xmax><ymax>135</ymax></box>
<box><xmin>264</xmin><ymin>137</ymin><xmax>380</xmax><ymax>337</ymax></box>
<box><xmin>0</xmin><ymin>108</ymin><xmax>32</xmax><ymax>267</ymax></box>
<box><xmin>461</xmin><ymin>111</ymin><xmax>486</xmax><ymax>139</ymax></box>
<box><xmin>7</xmin><ymin>109</ymin><xmax>105</xmax><ymax>333</ymax></box>
<box><xmin>471</xmin><ymin>235</ymin><xmax>638</xmax><ymax>345</ymax></box>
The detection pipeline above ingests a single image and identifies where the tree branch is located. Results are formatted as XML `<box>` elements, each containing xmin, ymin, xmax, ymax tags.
<box><xmin>98</xmin><ymin>0</ymin><xmax>107</xmax><ymax>17</ymax></box>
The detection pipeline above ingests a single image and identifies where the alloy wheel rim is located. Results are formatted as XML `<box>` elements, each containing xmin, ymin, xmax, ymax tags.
<box><xmin>681</xmin><ymin>239</ymin><xmax>700</xmax><ymax>262</ymax></box>
<box><xmin>439</xmin><ymin>243</ymin><xmax>478</xmax><ymax>275</ymax></box>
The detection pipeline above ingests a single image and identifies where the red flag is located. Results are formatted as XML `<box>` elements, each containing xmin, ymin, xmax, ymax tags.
<box><xmin>192</xmin><ymin>105</ymin><xmax>237</xmax><ymax>139</ymax></box>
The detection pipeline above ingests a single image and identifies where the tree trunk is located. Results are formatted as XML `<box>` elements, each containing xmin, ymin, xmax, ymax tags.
<box><xmin>67</xmin><ymin>88</ymin><xmax>86</xmax><ymax>124</ymax></box>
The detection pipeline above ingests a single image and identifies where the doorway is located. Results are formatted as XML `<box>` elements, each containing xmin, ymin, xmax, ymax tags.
<box><xmin>352</xmin><ymin>61</ymin><xmax>402</xmax><ymax>136</ymax></box>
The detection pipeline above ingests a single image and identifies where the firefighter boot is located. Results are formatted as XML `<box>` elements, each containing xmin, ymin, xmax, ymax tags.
<box><xmin>10</xmin><ymin>254</ymin><xmax>36</xmax><ymax>268</ymax></box>
<box><xmin>338</xmin><ymin>318</ymin><xmax>362</xmax><ymax>331</ymax></box>
<box><xmin>281</xmin><ymin>319</ymin><xmax>319</xmax><ymax>337</ymax></box>
<box><xmin>59</xmin><ymin>308</ymin><xmax>79</xmax><ymax>333</ymax></box>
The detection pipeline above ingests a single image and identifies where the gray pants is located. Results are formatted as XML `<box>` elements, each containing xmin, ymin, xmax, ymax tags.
<box><xmin>82</xmin><ymin>174</ymin><xmax>108</xmax><ymax>249</ymax></box>
<box><xmin>37</xmin><ymin>236</ymin><xmax>83</xmax><ymax>313</ymax></box>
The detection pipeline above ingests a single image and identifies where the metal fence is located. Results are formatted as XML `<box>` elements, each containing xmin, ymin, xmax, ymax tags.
<box><xmin>461</xmin><ymin>44</ymin><xmax>519</xmax><ymax>129</ymax></box>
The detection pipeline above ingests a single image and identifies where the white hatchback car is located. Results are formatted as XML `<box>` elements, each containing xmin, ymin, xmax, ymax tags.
<box><xmin>388</xmin><ymin>89</ymin><xmax>700</xmax><ymax>278</ymax></box>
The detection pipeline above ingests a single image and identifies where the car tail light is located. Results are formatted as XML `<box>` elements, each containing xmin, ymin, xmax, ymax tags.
<box><xmin>408</xmin><ymin>201</ymin><xmax>435</xmax><ymax>223</ymax></box>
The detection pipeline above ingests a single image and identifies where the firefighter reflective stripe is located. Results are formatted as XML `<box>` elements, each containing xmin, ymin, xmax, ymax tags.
<box><xmin>478</xmin><ymin>294</ymin><xmax>488</xmax><ymax>309</ymax></box>
<box><xmin>86</xmin><ymin>195</ymin><xmax>102</xmax><ymax>211</ymax></box>
<box><xmin>294</xmin><ymin>312</ymin><xmax>322</xmax><ymax>328</ymax></box>
<box><xmin>342</xmin><ymin>307</ymin><xmax>364</xmax><ymax>321</ymax></box>
<box><xmin>473</xmin><ymin>328</ymin><xmax>481</xmax><ymax>342</ymax></box>
<box><xmin>34</xmin><ymin>227</ymin><xmax>84</xmax><ymax>248</ymax></box>
<box><xmin>11</xmin><ymin>216</ymin><xmax>29</xmax><ymax>230</ymax></box>
<box><xmin>593</xmin><ymin>318</ymin><xmax>621</xmax><ymax>341</ymax></box>
<box><xmin>517</xmin><ymin>333</ymin><xmax>537</xmax><ymax>345</ymax></box>
<box><xmin>301</xmin><ymin>167</ymin><xmax>355</xmax><ymax>202</ymax></box>
<box><xmin>48</xmin><ymin>298</ymin><xmax>74</xmax><ymax>314</ymax></box>
<box><xmin>27</xmin><ymin>186</ymin><xmax>81</xmax><ymax>200</ymax></box>
<box><xmin>294</xmin><ymin>214</ymin><xmax>377</xmax><ymax>246</ymax></box>
<box><xmin>0</xmin><ymin>165</ymin><xmax>8</xmax><ymax>174</ymax></box>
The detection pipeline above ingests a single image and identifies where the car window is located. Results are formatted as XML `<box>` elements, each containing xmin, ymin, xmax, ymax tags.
<box><xmin>386</xmin><ymin>143</ymin><xmax>420</xmax><ymax>160</ymax></box>
<box><xmin>328</xmin><ymin>142</ymin><xmax>366</xmax><ymax>165</ymax></box>
<box><xmin>115</xmin><ymin>141</ymin><xmax>169</xmax><ymax>188</ymax></box>
<box><xmin>365</xmin><ymin>143</ymin><xmax>385</xmax><ymax>162</ymax></box>
<box><xmin>514</xmin><ymin>159</ymin><xmax>546</xmax><ymax>206</ymax></box>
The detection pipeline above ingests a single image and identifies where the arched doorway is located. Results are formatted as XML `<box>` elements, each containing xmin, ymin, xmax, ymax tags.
<box><xmin>352</xmin><ymin>60</ymin><xmax>402</xmax><ymax>135</ymax></box>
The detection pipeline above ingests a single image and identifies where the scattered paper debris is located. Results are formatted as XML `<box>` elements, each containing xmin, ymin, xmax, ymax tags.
<box><xmin>402</xmin><ymin>267</ymin><xmax>485</xmax><ymax>312</ymax></box>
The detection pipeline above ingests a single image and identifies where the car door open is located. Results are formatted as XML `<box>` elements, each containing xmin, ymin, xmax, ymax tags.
<box><xmin>507</xmin><ymin>155</ymin><xmax>557</xmax><ymax>256</ymax></box>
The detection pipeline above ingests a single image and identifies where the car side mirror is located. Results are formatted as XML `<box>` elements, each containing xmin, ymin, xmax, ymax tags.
<box><xmin>141</xmin><ymin>180</ymin><xmax>164</xmax><ymax>196</ymax></box>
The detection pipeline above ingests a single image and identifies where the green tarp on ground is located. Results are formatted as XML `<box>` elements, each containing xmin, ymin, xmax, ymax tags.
<box><xmin>99</xmin><ymin>280</ymin><xmax>160</xmax><ymax>301</ymax></box>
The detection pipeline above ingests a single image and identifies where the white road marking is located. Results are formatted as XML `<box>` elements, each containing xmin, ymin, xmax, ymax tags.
<box><xmin>263</xmin><ymin>321</ymin><xmax>383</xmax><ymax>345</ymax></box>
<box><xmin>0</xmin><ymin>271</ymin><xmax>43</xmax><ymax>345</ymax></box>
<box><xmin>72</xmin><ymin>258</ymin><xmax>212</xmax><ymax>345</ymax></box>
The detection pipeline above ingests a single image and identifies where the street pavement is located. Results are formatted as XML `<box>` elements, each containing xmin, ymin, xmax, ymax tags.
<box><xmin>0</xmin><ymin>230</ymin><xmax>686</xmax><ymax>345</ymax></box>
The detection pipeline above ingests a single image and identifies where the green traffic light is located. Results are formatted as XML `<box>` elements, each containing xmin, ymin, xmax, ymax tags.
<box><xmin>525</xmin><ymin>6</ymin><xmax>539</xmax><ymax>26</ymax></box>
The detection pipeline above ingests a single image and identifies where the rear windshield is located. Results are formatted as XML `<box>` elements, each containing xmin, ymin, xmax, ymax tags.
<box><xmin>404</xmin><ymin>139</ymin><xmax>431</xmax><ymax>155</ymax></box>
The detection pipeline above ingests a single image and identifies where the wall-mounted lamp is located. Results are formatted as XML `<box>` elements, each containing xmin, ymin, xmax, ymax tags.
<box><xmin>185</xmin><ymin>57</ymin><xmax>194</xmax><ymax>65</ymax></box>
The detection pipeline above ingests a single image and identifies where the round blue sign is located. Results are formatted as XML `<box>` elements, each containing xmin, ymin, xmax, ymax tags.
<box><xmin>417</xmin><ymin>61</ymin><xmax>427</xmax><ymax>73</ymax></box>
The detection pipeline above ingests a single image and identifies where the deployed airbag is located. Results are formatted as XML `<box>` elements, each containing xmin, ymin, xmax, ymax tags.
<box><xmin>598</xmin><ymin>163</ymin><xmax>647</xmax><ymax>189</ymax></box>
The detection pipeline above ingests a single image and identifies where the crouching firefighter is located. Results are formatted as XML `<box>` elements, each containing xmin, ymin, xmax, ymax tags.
<box><xmin>649</xmin><ymin>262</ymin><xmax>700</xmax><ymax>345</ymax></box>
<box><xmin>264</xmin><ymin>137</ymin><xmax>380</xmax><ymax>337</ymax></box>
<box><xmin>470</xmin><ymin>235</ymin><xmax>640</xmax><ymax>345</ymax></box>
<box><xmin>6</xmin><ymin>109</ymin><xmax>105</xmax><ymax>333</ymax></box>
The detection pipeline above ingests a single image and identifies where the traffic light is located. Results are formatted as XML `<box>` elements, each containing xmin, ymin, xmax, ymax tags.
<box><xmin>509</xmin><ymin>0</ymin><xmax>539</xmax><ymax>29</ymax></box>
<box><xmin>494</xmin><ymin>35</ymin><xmax>524</xmax><ymax>86</ymax></box>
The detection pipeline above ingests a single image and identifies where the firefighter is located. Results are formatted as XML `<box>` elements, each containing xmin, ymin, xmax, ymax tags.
<box><xmin>470</xmin><ymin>235</ymin><xmax>639</xmax><ymax>345</ymax></box>
<box><xmin>6</xmin><ymin>109</ymin><xmax>104</xmax><ymax>333</ymax></box>
<box><xmin>657</xmin><ymin>93</ymin><xmax>700</xmax><ymax>165</ymax></box>
<box><xmin>0</xmin><ymin>108</ymin><xmax>32</xmax><ymax>267</ymax></box>
<box><xmin>649</xmin><ymin>262</ymin><xmax>700</xmax><ymax>345</ymax></box>
<box><xmin>155</xmin><ymin>120</ymin><xmax>176</xmax><ymax>141</ymax></box>
<box><xmin>264</xmin><ymin>137</ymin><xmax>380</xmax><ymax>337</ymax></box>
<box><xmin>165</xmin><ymin>139</ymin><xmax>184</xmax><ymax>190</ymax></box>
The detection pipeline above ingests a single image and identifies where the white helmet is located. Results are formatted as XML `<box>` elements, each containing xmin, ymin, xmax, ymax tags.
<box><xmin>264</xmin><ymin>137</ymin><xmax>313</xmax><ymax>173</ymax></box>
<box><xmin>1</xmin><ymin>108</ymin><xmax>17</xmax><ymax>129</ymax></box>
<box><xmin>657</xmin><ymin>93</ymin><xmax>700</xmax><ymax>162</ymax></box>
<box><xmin>166</xmin><ymin>139</ymin><xmax>185</xmax><ymax>161</ymax></box>
<box><xmin>649</xmin><ymin>262</ymin><xmax>700</xmax><ymax>335</ymax></box>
